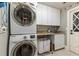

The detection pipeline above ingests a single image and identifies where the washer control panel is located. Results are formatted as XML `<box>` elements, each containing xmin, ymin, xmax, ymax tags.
<box><xmin>23</xmin><ymin>34</ymin><xmax>36</xmax><ymax>40</ymax></box>
<box><xmin>30</xmin><ymin>35</ymin><xmax>35</xmax><ymax>39</ymax></box>
<box><xmin>23</xmin><ymin>36</ymin><xmax>27</xmax><ymax>39</ymax></box>
<box><xmin>10</xmin><ymin>34</ymin><xmax>37</xmax><ymax>42</ymax></box>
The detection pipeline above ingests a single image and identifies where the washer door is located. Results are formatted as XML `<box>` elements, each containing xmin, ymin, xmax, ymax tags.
<box><xmin>13</xmin><ymin>3</ymin><xmax>36</xmax><ymax>26</ymax></box>
<box><xmin>11</xmin><ymin>40</ymin><xmax>36</xmax><ymax>56</ymax></box>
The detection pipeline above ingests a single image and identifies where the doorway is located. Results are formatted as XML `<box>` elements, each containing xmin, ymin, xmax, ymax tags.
<box><xmin>67</xmin><ymin>6</ymin><xmax>79</xmax><ymax>55</ymax></box>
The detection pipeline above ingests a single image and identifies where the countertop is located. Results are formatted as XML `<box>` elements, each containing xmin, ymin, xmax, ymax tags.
<box><xmin>37</xmin><ymin>32</ymin><xmax>64</xmax><ymax>36</ymax></box>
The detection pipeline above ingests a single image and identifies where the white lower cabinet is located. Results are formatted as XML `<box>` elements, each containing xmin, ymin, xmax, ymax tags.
<box><xmin>38</xmin><ymin>38</ymin><xmax>50</xmax><ymax>54</ymax></box>
<box><xmin>38</xmin><ymin>39</ymin><xmax>44</xmax><ymax>54</ymax></box>
<box><xmin>53</xmin><ymin>34</ymin><xmax>65</xmax><ymax>50</ymax></box>
<box><xmin>43</xmin><ymin>39</ymin><xmax>50</xmax><ymax>52</ymax></box>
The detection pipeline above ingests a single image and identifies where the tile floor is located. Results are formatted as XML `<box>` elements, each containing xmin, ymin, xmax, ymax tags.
<box><xmin>51</xmin><ymin>49</ymin><xmax>77</xmax><ymax>56</ymax></box>
<box><xmin>40</xmin><ymin>49</ymin><xmax>78</xmax><ymax>56</ymax></box>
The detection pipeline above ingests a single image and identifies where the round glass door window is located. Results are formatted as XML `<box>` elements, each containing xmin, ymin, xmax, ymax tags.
<box><xmin>12</xmin><ymin>41</ymin><xmax>36</xmax><ymax>56</ymax></box>
<box><xmin>13</xmin><ymin>4</ymin><xmax>36</xmax><ymax>26</ymax></box>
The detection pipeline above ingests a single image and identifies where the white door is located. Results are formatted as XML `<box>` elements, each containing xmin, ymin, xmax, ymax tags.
<box><xmin>69</xmin><ymin>7</ymin><xmax>79</xmax><ymax>54</ymax></box>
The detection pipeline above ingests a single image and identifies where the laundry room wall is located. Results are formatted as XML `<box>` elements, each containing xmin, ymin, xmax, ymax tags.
<box><xmin>59</xmin><ymin>3</ymin><xmax>79</xmax><ymax>46</ymax></box>
<box><xmin>0</xmin><ymin>2</ymin><xmax>8</xmax><ymax>56</ymax></box>
<box><xmin>59</xmin><ymin>3</ymin><xmax>79</xmax><ymax>32</ymax></box>
<box><xmin>58</xmin><ymin>9</ymin><xmax>67</xmax><ymax>45</ymax></box>
<box><xmin>59</xmin><ymin>9</ymin><xmax>67</xmax><ymax>32</ymax></box>
<box><xmin>0</xmin><ymin>8</ymin><xmax>3</xmax><ymax>25</ymax></box>
<box><xmin>0</xmin><ymin>30</ymin><xmax>8</xmax><ymax>56</ymax></box>
<box><xmin>0</xmin><ymin>10</ymin><xmax>1</xmax><ymax>25</ymax></box>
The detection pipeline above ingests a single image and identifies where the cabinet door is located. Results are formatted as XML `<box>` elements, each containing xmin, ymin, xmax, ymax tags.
<box><xmin>37</xmin><ymin>4</ymin><xmax>48</xmax><ymax>25</ymax></box>
<box><xmin>47</xmin><ymin>7</ymin><xmax>52</xmax><ymax>25</ymax></box>
<box><xmin>38</xmin><ymin>40</ymin><xmax>44</xmax><ymax>54</ymax></box>
<box><xmin>41</xmin><ymin>4</ymin><xmax>48</xmax><ymax>25</ymax></box>
<box><xmin>37</xmin><ymin>4</ymin><xmax>60</xmax><ymax>25</ymax></box>
<box><xmin>51</xmin><ymin>8</ymin><xmax>56</xmax><ymax>25</ymax></box>
<box><xmin>44</xmin><ymin>40</ymin><xmax>50</xmax><ymax>52</ymax></box>
<box><xmin>36</xmin><ymin>4</ymin><xmax>42</xmax><ymax>25</ymax></box>
<box><xmin>54</xmin><ymin>34</ymin><xmax>65</xmax><ymax>50</ymax></box>
<box><xmin>47</xmin><ymin>7</ymin><xmax>60</xmax><ymax>26</ymax></box>
<box><xmin>54</xmin><ymin>9</ymin><xmax>60</xmax><ymax>25</ymax></box>
<box><xmin>51</xmin><ymin>8</ymin><xmax>60</xmax><ymax>25</ymax></box>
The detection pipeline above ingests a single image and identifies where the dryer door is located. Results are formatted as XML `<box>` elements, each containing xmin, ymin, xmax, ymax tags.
<box><xmin>13</xmin><ymin>3</ymin><xmax>36</xmax><ymax>26</ymax></box>
<box><xmin>11</xmin><ymin>40</ymin><xmax>36</xmax><ymax>56</ymax></box>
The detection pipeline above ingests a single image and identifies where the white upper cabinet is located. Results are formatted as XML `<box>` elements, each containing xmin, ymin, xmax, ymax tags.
<box><xmin>37</xmin><ymin>3</ymin><xmax>60</xmax><ymax>26</ymax></box>
<box><xmin>50</xmin><ymin>8</ymin><xmax>60</xmax><ymax>25</ymax></box>
<box><xmin>47</xmin><ymin>6</ymin><xmax>52</xmax><ymax>25</ymax></box>
<box><xmin>52</xmin><ymin>8</ymin><xmax>60</xmax><ymax>25</ymax></box>
<box><xmin>41</xmin><ymin>4</ymin><xmax>48</xmax><ymax>25</ymax></box>
<box><xmin>36</xmin><ymin>4</ymin><xmax>42</xmax><ymax>25</ymax></box>
<box><xmin>37</xmin><ymin>4</ymin><xmax>48</xmax><ymax>25</ymax></box>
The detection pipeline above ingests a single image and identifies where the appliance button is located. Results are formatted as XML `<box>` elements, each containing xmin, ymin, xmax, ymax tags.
<box><xmin>30</xmin><ymin>35</ymin><xmax>35</xmax><ymax>38</ymax></box>
<box><xmin>24</xmin><ymin>36</ymin><xmax>27</xmax><ymax>39</ymax></box>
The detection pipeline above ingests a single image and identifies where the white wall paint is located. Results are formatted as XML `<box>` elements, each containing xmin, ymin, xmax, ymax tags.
<box><xmin>59</xmin><ymin>9</ymin><xmax>67</xmax><ymax>32</ymax></box>
<box><xmin>59</xmin><ymin>9</ymin><xmax>67</xmax><ymax>45</ymax></box>
<box><xmin>0</xmin><ymin>8</ymin><xmax>8</xmax><ymax>56</ymax></box>
<box><xmin>0</xmin><ymin>32</ymin><xmax>8</xmax><ymax>56</ymax></box>
<box><xmin>59</xmin><ymin>4</ymin><xmax>79</xmax><ymax>46</ymax></box>
<box><xmin>0</xmin><ymin>8</ymin><xmax>3</xmax><ymax>26</ymax></box>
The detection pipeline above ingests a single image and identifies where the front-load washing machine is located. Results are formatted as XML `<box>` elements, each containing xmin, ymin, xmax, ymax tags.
<box><xmin>9</xmin><ymin>34</ymin><xmax>37</xmax><ymax>56</ymax></box>
<box><xmin>9</xmin><ymin>2</ymin><xmax>36</xmax><ymax>34</ymax></box>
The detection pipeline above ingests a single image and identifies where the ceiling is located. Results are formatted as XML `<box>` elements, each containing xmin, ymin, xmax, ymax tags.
<box><xmin>39</xmin><ymin>2</ymin><xmax>77</xmax><ymax>9</ymax></box>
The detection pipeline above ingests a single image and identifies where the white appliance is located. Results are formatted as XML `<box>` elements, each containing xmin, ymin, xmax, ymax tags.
<box><xmin>9</xmin><ymin>34</ymin><xmax>37</xmax><ymax>56</ymax></box>
<box><xmin>10</xmin><ymin>2</ymin><xmax>36</xmax><ymax>34</ymax></box>
<box><xmin>53</xmin><ymin>33</ymin><xmax>65</xmax><ymax>50</ymax></box>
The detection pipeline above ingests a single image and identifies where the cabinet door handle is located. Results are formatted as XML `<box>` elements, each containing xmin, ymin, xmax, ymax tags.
<box><xmin>70</xmin><ymin>30</ymin><xmax>73</xmax><ymax>34</ymax></box>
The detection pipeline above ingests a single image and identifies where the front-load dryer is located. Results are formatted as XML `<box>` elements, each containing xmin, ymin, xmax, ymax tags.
<box><xmin>9</xmin><ymin>34</ymin><xmax>37</xmax><ymax>56</ymax></box>
<box><xmin>10</xmin><ymin>2</ymin><xmax>36</xmax><ymax>34</ymax></box>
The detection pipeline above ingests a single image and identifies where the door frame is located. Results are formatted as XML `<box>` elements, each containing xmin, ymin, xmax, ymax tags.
<box><xmin>67</xmin><ymin>6</ymin><xmax>79</xmax><ymax>51</ymax></box>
